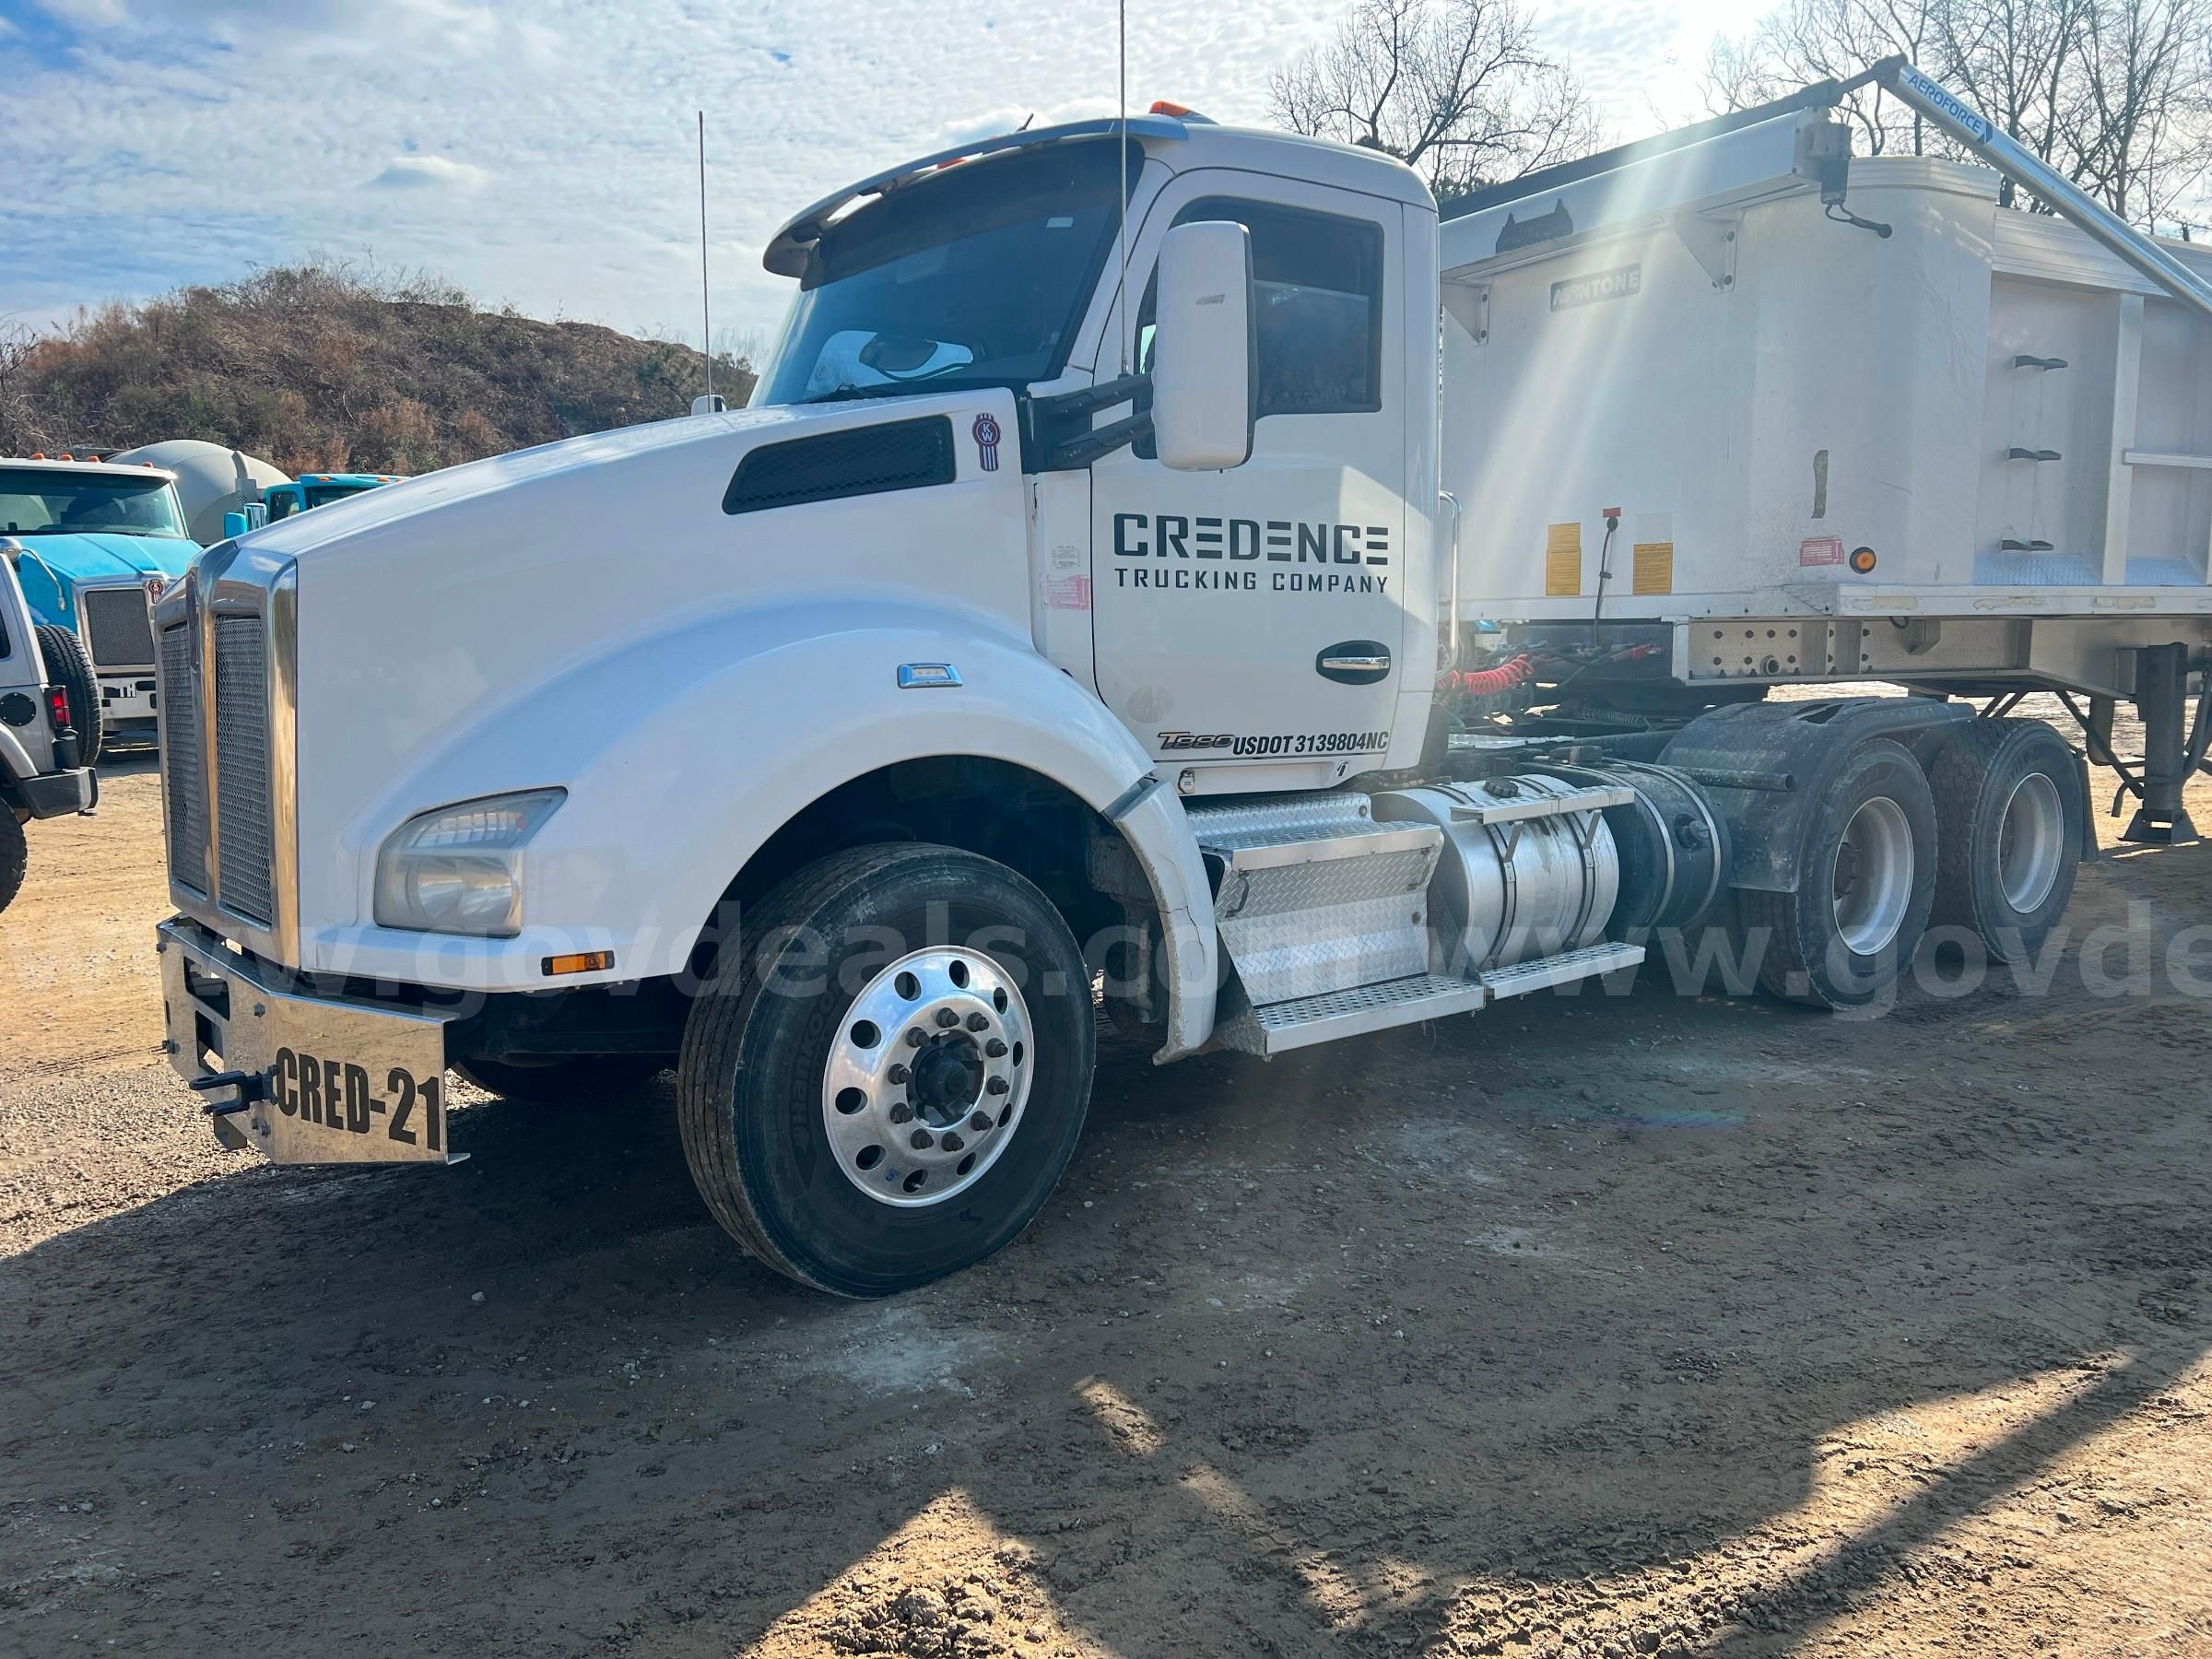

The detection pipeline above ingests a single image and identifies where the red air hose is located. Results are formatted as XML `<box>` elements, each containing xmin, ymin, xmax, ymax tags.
<box><xmin>1441</xmin><ymin>653</ymin><xmax>1535</xmax><ymax>696</ymax></box>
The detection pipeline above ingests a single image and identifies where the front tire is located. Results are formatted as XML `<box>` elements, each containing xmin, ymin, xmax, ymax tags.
<box><xmin>1741</xmin><ymin>738</ymin><xmax>1937</xmax><ymax>1009</ymax></box>
<box><xmin>677</xmin><ymin>843</ymin><xmax>1095</xmax><ymax>1296</ymax></box>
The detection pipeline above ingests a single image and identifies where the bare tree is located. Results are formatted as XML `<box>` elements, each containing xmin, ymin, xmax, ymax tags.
<box><xmin>1269</xmin><ymin>0</ymin><xmax>1599</xmax><ymax>200</ymax></box>
<box><xmin>2069</xmin><ymin>0</ymin><xmax>2212</xmax><ymax>224</ymax></box>
<box><xmin>1704</xmin><ymin>0</ymin><xmax>2212</xmax><ymax>229</ymax></box>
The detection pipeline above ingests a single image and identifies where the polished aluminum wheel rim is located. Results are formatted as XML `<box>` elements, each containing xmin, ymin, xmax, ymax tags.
<box><xmin>821</xmin><ymin>947</ymin><xmax>1032</xmax><ymax>1208</ymax></box>
<box><xmin>1831</xmin><ymin>794</ymin><xmax>1914</xmax><ymax>956</ymax></box>
<box><xmin>1996</xmin><ymin>771</ymin><xmax>2064</xmax><ymax>913</ymax></box>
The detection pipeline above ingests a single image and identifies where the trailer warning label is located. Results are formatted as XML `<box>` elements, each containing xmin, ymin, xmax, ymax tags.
<box><xmin>1550</xmin><ymin>264</ymin><xmax>1641</xmax><ymax>312</ymax></box>
<box><xmin>1799</xmin><ymin>535</ymin><xmax>1845</xmax><ymax>568</ymax></box>
<box><xmin>1545</xmin><ymin>523</ymin><xmax>1583</xmax><ymax>595</ymax></box>
<box><xmin>1632</xmin><ymin>541</ymin><xmax>1675</xmax><ymax>594</ymax></box>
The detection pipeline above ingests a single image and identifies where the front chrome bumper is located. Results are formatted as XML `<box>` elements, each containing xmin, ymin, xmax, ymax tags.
<box><xmin>158</xmin><ymin>916</ymin><xmax>460</xmax><ymax>1164</ymax></box>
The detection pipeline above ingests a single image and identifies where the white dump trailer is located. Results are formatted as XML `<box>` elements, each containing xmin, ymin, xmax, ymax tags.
<box><xmin>150</xmin><ymin>62</ymin><xmax>2210</xmax><ymax>1295</ymax></box>
<box><xmin>1438</xmin><ymin>60</ymin><xmax>2210</xmax><ymax>845</ymax></box>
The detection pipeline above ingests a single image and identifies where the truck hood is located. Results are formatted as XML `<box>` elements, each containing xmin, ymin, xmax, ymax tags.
<box><xmin>17</xmin><ymin>532</ymin><xmax>197</xmax><ymax>584</ymax></box>
<box><xmin>243</xmin><ymin>388</ymin><xmax>1035</xmax><ymax>943</ymax></box>
<box><xmin>249</xmin><ymin>403</ymin><xmax>829</xmax><ymax>562</ymax></box>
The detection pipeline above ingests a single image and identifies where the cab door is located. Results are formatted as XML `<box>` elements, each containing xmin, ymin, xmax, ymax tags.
<box><xmin>1089</xmin><ymin>178</ymin><xmax>1410</xmax><ymax>784</ymax></box>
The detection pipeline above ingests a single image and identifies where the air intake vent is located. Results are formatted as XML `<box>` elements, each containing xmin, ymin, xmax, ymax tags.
<box><xmin>723</xmin><ymin>416</ymin><xmax>958</xmax><ymax>515</ymax></box>
<box><xmin>213</xmin><ymin>615</ymin><xmax>275</xmax><ymax>926</ymax></box>
<box><xmin>82</xmin><ymin>586</ymin><xmax>157</xmax><ymax>672</ymax></box>
<box><xmin>159</xmin><ymin>624</ymin><xmax>207</xmax><ymax>895</ymax></box>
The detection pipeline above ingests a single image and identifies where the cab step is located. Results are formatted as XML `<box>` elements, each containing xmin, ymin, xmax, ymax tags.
<box><xmin>1477</xmin><ymin>939</ymin><xmax>1644</xmax><ymax>999</ymax></box>
<box><xmin>1215</xmin><ymin>972</ymin><xmax>1488</xmax><ymax>1056</ymax></box>
<box><xmin>1184</xmin><ymin>794</ymin><xmax>1443</xmax><ymax>1006</ymax></box>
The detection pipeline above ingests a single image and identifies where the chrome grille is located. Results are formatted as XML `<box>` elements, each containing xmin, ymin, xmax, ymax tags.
<box><xmin>158</xmin><ymin>623</ymin><xmax>208</xmax><ymax>894</ymax></box>
<box><xmin>214</xmin><ymin>615</ymin><xmax>275</xmax><ymax>925</ymax></box>
<box><xmin>80</xmin><ymin>586</ymin><xmax>156</xmax><ymax>673</ymax></box>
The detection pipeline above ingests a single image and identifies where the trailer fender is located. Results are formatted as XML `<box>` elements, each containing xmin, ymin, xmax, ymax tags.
<box><xmin>329</xmin><ymin>597</ymin><xmax>1220</xmax><ymax>1060</ymax></box>
<box><xmin>1661</xmin><ymin>697</ymin><xmax>1973</xmax><ymax>893</ymax></box>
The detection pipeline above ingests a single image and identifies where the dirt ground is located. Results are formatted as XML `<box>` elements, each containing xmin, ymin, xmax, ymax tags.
<box><xmin>3</xmin><ymin>740</ymin><xmax>2210</xmax><ymax>1657</ymax></box>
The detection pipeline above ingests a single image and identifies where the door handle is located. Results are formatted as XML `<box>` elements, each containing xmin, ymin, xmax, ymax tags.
<box><xmin>1317</xmin><ymin>641</ymin><xmax>1393</xmax><ymax>685</ymax></box>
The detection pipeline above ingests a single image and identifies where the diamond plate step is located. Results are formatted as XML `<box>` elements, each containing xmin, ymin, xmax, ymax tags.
<box><xmin>1183</xmin><ymin>794</ymin><xmax>1445</xmax><ymax>1006</ymax></box>
<box><xmin>1216</xmin><ymin>973</ymin><xmax>1488</xmax><ymax>1057</ymax></box>
<box><xmin>1477</xmin><ymin>940</ymin><xmax>1645</xmax><ymax>1000</ymax></box>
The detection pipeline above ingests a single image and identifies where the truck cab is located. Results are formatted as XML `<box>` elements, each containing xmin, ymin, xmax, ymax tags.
<box><xmin>0</xmin><ymin>455</ymin><xmax>197</xmax><ymax>746</ymax></box>
<box><xmin>260</xmin><ymin>473</ymin><xmax>403</xmax><ymax>521</ymax></box>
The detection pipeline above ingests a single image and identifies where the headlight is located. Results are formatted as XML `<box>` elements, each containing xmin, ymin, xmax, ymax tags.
<box><xmin>372</xmin><ymin>789</ymin><xmax>565</xmax><ymax>937</ymax></box>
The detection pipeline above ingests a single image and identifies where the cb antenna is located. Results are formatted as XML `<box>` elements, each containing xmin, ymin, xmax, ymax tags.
<box><xmin>1116</xmin><ymin>0</ymin><xmax>1130</xmax><ymax>373</ymax></box>
<box><xmin>698</xmin><ymin>110</ymin><xmax>714</xmax><ymax>406</ymax></box>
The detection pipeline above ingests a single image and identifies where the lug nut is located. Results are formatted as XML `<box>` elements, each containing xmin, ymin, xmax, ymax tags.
<box><xmin>886</xmin><ymin>1063</ymin><xmax>909</xmax><ymax>1085</ymax></box>
<box><xmin>986</xmin><ymin>1077</ymin><xmax>1010</xmax><ymax>1096</ymax></box>
<box><xmin>888</xmin><ymin>1103</ymin><xmax>913</xmax><ymax>1124</ymax></box>
<box><xmin>905</xmin><ymin>1027</ymin><xmax>926</xmax><ymax>1047</ymax></box>
<box><xmin>965</xmin><ymin>1012</ymin><xmax>989</xmax><ymax>1032</ymax></box>
<box><xmin>984</xmin><ymin>1038</ymin><xmax>1007</xmax><ymax>1058</ymax></box>
<box><xmin>941</xmin><ymin>1133</ymin><xmax>964</xmax><ymax>1153</ymax></box>
<box><xmin>935</xmin><ymin>1008</ymin><xmax>960</xmax><ymax>1029</ymax></box>
<box><xmin>910</xmin><ymin>1129</ymin><xmax>934</xmax><ymax>1150</ymax></box>
<box><xmin>969</xmin><ymin>1112</ymin><xmax>993</xmax><ymax>1133</ymax></box>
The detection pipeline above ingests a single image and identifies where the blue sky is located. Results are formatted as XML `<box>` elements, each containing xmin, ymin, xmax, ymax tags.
<box><xmin>0</xmin><ymin>0</ymin><xmax>1764</xmax><ymax>352</ymax></box>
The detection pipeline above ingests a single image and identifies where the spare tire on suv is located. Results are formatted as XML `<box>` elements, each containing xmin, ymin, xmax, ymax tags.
<box><xmin>32</xmin><ymin>623</ymin><xmax>101</xmax><ymax>766</ymax></box>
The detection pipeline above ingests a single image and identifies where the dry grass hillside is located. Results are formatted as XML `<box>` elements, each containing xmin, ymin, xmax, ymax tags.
<box><xmin>0</xmin><ymin>262</ymin><xmax>755</xmax><ymax>476</ymax></box>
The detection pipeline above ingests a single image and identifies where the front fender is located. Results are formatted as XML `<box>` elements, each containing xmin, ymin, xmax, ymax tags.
<box><xmin>309</xmin><ymin>597</ymin><xmax>1219</xmax><ymax>1057</ymax></box>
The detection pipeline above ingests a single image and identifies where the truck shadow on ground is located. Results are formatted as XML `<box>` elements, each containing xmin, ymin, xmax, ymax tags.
<box><xmin>6</xmin><ymin>848</ymin><xmax>2209</xmax><ymax>1653</ymax></box>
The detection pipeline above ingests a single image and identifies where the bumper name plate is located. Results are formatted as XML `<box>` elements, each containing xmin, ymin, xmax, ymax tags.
<box><xmin>158</xmin><ymin>918</ymin><xmax>459</xmax><ymax>1165</ymax></box>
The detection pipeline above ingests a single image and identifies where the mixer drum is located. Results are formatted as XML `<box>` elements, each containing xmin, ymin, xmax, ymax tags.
<box><xmin>1371</xmin><ymin>779</ymin><xmax>1621</xmax><ymax>975</ymax></box>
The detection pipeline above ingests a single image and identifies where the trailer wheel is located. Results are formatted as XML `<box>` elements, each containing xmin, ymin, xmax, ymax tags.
<box><xmin>1741</xmin><ymin>738</ymin><xmax>1936</xmax><ymax>1009</ymax></box>
<box><xmin>450</xmin><ymin>1054</ymin><xmax>668</xmax><ymax>1104</ymax></box>
<box><xmin>677</xmin><ymin>843</ymin><xmax>1094</xmax><ymax>1296</ymax></box>
<box><xmin>1929</xmin><ymin>719</ymin><xmax>2081</xmax><ymax>962</ymax></box>
<box><xmin>33</xmin><ymin>624</ymin><xmax>101</xmax><ymax>766</ymax></box>
<box><xmin>0</xmin><ymin>808</ymin><xmax>25</xmax><ymax>916</ymax></box>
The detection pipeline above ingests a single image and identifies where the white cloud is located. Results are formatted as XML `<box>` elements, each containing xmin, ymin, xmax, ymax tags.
<box><xmin>2</xmin><ymin>0</ymin><xmax>1769</xmax><ymax>348</ymax></box>
<box><xmin>368</xmin><ymin>155</ymin><xmax>490</xmax><ymax>192</ymax></box>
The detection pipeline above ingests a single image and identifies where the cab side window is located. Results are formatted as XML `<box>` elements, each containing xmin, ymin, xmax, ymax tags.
<box><xmin>1139</xmin><ymin>197</ymin><xmax>1384</xmax><ymax>419</ymax></box>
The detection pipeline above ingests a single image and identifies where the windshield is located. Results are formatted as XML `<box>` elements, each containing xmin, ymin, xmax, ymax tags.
<box><xmin>757</xmin><ymin>137</ymin><xmax>1139</xmax><ymax>406</ymax></box>
<box><xmin>0</xmin><ymin>468</ymin><xmax>188</xmax><ymax>538</ymax></box>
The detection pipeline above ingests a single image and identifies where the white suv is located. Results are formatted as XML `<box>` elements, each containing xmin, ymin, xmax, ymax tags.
<box><xmin>0</xmin><ymin>552</ymin><xmax>99</xmax><ymax>912</ymax></box>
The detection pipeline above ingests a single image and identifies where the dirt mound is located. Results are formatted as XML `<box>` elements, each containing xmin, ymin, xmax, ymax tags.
<box><xmin>0</xmin><ymin>262</ymin><xmax>756</xmax><ymax>476</ymax></box>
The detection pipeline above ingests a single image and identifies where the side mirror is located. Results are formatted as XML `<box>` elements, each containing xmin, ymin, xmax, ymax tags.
<box><xmin>222</xmin><ymin>511</ymin><xmax>249</xmax><ymax>540</ymax></box>
<box><xmin>1150</xmin><ymin>220</ymin><xmax>1254</xmax><ymax>471</ymax></box>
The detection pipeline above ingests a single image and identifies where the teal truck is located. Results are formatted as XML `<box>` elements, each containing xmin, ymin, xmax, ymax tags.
<box><xmin>258</xmin><ymin>472</ymin><xmax>403</xmax><ymax>524</ymax></box>
<box><xmin>0</xmin><ymin>456</ymin><xmax>199</xmax><ymax>750</ymax></box>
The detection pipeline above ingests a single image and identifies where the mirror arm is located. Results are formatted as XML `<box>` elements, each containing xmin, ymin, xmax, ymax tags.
<box><xmin>1020</xmin><ymin>373</ymin><xmax>1154</xmax><ymax>470</ymax></box>
<box><xmin>1050</xmin><ymin>411</ymin><xmax>1153</xmax><ymax>469</ymax></box>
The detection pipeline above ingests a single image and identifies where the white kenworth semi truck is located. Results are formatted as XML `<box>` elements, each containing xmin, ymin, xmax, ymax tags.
<box><xmin>155</xmin><ymin>61</ymin><xmax>2210</xmax><ymax>1294</ymax></box>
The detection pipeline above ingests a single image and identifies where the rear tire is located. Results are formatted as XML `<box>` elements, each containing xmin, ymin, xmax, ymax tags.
<box><xmin>677</xmin><ymin>842</ymin><xmax>1094</xmax><ymax>1296</ymax></box>
<box><xmin>1740</xmin><ymin>738</ymin><xmax>1937</xmax><ymax>1009</ymax></box>
<box><xmin>0</xmin><ymin>809</ymin><xmax>25</xmax><ymax>916</ymax></box>
<box><xmin>1929</xmin><ymin>718</ymin><xmax>2082</xmax><ymax>963</ymax></box>
<box><xmin>33</xmin><ymin>624</ymin><xmax>102</xmax><ymax>766</ymax></box>
<box><xmin>450</xmin><ymin>1054</ymin><xmax>668</xmax><ymax>1104</ymax></box>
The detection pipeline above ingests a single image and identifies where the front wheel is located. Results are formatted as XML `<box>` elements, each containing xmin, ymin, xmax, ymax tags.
<box><xmin>677</xmin><ymin>843</ymin><xmax>1095</xmax><ymax>1296</ymax></box>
